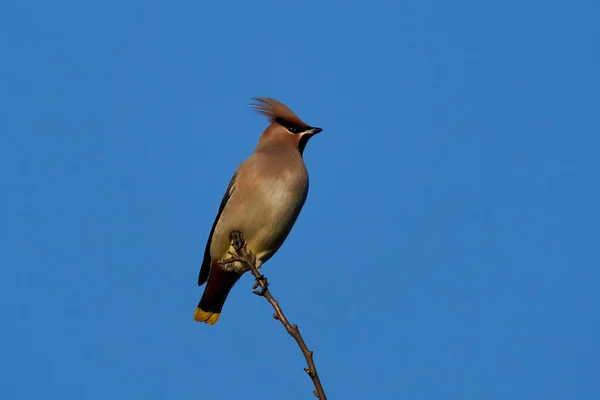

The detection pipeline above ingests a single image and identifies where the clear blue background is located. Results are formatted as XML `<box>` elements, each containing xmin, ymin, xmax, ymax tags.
<box><xmin>1</xmin><ymin>1</ymin><xmax>599</xmax><ymax>399</ymax></box>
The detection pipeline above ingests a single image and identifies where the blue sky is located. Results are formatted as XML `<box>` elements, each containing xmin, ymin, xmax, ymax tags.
<box><xmin>1</xmin><ymin>0</ymin><xmax>599</xmax><ymax>399</ymax></box>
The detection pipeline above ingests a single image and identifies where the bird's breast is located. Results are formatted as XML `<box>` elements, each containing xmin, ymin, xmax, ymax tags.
<box><xmin>210</xmin><ymin>151</ymin><xmax>310</xmax><ymax>271</ymax></box>
<box><xmin>246</xmin><ymin>168</ymin><xmax>308</xmax><ymax>237</ymax></box>
<box><xmin>216</xmin><ymin>167</ymin><xmax>308</xmax><ymax>266</ymax></box>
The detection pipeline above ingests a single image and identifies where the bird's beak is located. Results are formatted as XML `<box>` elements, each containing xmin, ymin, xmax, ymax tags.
<box><xmin>307</xmin><ymin>127</ymin><xmax>322</xmax><ymax>135</ymax></box>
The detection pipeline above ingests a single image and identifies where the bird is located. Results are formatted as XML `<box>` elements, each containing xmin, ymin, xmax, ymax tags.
<box><xmin>194</xmin><ymin>97</ymin><xmax>322</xmax><ymax>325</ymax></box>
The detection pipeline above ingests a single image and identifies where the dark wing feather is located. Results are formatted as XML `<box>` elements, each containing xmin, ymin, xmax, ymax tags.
<box><xmin>198</xmin><ymin>173</ymin><xmax>236</xmax><ymax>286</ymax></box>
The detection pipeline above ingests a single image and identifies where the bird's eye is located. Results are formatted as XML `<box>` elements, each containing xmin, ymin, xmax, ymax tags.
<box><xmin>288</xmin><ymin>126</ymin><xmax>299</xmax><ymax>134</ymax></box>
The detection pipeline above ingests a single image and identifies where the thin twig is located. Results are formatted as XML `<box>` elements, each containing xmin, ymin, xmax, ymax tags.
<box><xmin>224</xmin><ymin>231</ymin><xmax>327</xmax><ymax>400</ymax></box>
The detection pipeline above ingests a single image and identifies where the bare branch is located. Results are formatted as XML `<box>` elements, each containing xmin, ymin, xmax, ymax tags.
<box><xmin>226</xmin><ymin>231</ymin><xmax>327</xmax><ymax>400</ymax></box>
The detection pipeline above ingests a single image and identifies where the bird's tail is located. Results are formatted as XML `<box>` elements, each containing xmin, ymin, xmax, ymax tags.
<box><xmin>194</xmin><ymin>262</ymin><xmax>241</xmax><ymax>325</ymax></box>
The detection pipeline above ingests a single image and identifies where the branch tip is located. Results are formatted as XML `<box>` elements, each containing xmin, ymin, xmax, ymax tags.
<box><xmin>225</xmin><ymin>230</ymin><xmax>327</xmax><ymax>400</ymax></box>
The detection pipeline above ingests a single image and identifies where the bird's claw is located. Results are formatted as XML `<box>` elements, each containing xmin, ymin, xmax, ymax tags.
<box><xmin>230</xmin><ymin>231</ymin><xmax>246</xmax><ymax>253</ymax></box>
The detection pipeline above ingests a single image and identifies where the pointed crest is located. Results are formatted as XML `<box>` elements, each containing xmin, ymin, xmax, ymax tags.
<box><xmin>250</xmin><ymin>97</ymin><xmax>308</xmax><ymax>128</ymax></box>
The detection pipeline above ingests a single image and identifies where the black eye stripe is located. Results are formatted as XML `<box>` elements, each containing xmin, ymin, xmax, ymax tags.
<box><xmin>276</xmin><ymin>117</ymin><xmax>303</xmax><ymax>134</ymax></box>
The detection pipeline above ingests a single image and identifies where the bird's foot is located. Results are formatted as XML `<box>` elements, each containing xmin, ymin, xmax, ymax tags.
<box><xmin>229</xmin><ymin>231</ymin><xmax>246</xmax><ymax>253</ymax></box>
<box><xmin>228</xmin><ymin>230</ymin><xmax>257</xmax><ymax>264</ymax></box>
<box><xmin>222</xmin><ymin>230</ymin><xmax>257</xmax><ymax>273</ymax></box>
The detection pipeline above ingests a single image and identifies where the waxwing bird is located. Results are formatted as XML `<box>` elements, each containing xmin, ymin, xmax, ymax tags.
<box><xmin>194</xmin><ymin>97</ymin><xmax>322</xmax><ymax>325</ymax></box>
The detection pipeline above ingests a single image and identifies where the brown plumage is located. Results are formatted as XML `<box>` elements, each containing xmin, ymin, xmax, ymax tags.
<box><xmin>250</xmin><ymin>97</ymin><xmax>309</xmax><ymax>129</ymax></box>
<box><xmin>194</xmin><ymin>97</ymin><xmax>322</xmax><ymax>325</ymax></box>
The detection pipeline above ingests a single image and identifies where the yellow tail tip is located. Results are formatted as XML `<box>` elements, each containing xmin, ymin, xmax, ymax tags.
<box><xmin>194</xmin><ymin>308</ymin><xmax>220</xmax><ymax>325</ymax></box>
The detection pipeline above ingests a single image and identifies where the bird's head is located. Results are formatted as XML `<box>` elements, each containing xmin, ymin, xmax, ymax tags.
<box><xmin>251</xmin><ymin>97</ymin><xmax>322</xmax><ymax>155</ymax></box>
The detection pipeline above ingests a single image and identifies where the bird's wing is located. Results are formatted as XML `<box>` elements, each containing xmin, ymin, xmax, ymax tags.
<box><xmin>198</xmin><ymin>173</ymin><xmax>237</xmax><ymax>286</ymax></box>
